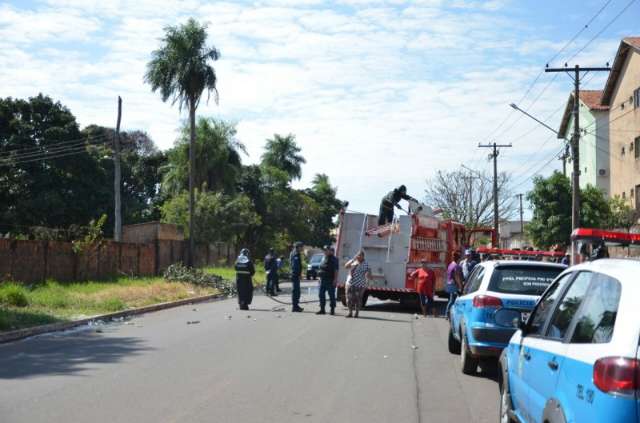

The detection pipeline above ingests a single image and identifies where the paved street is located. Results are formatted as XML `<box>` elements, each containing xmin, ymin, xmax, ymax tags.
<box><xmin>0</xmin><ymin>285</ymin><xmax>499</xmax><ymax>423</ymax></box>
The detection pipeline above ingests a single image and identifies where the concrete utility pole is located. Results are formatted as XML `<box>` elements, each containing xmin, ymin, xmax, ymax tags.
<box><xmin>544</xmin><ymin>64</ymin><xmax>610</xmax><ymax>235</ymax></box>
<box><xmin>516</xmin><ymin>193</ymin><xmax>524</xmax><ymax>235</ymax></box>
<box><xmin>478</xmin><ymin>142</ymin><xmax>512</xmax><ymax>247</ymax></box>
<box><xmin>114</xmin><ymin>96</ymin><xmax>123</xmax><ymax>242</ymax></box>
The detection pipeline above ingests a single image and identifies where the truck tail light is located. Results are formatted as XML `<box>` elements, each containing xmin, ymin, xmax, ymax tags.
<box><xmin>472</xmin><ymin>295</ymin><xmax>503</xmax><ymax>308</ymax></box>
<box><xmin>593</xmin><ymin>357</ymin><xmax>640</xmax><ymax>395</ymax></box>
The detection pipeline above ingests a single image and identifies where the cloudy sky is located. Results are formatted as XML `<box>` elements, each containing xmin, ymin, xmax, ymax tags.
<box><xmin>1</xmin><ymin>0</ymin><xmax>637</xmax><ymax>215</ymax></box>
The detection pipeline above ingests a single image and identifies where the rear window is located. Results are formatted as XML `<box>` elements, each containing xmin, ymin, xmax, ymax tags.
<box><xmin>310</xmin><ymin>255</ymin><xmax>324</xmax><ymax>264</ymax></box>
<box><xmin>488</xmin><ymin>266</ymin><xmax>564</xmax><ymax>295</ymax></box>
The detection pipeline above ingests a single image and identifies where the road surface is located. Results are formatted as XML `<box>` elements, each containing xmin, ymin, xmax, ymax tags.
<box><xmin>0</xmin><ymin>284</ymin><xmax>499</xmax><ymax>423</ymax></box>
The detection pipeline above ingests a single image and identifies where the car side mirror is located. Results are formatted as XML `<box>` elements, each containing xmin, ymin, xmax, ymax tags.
<box><xmin>494</xmin><ymin>308</ymin><xmax>522</xmax><ymax>328</ymax></box>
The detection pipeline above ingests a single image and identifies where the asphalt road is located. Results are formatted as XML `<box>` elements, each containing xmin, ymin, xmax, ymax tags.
<box><xmin>0</xmin><ymin>283</ymin><xmax>500</xmax><ymax>423</ymax></box>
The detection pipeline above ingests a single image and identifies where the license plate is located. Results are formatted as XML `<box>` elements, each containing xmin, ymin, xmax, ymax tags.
<box><xmin>521</xmin><ymin>312</ymin><xmax>530</xmax><ymax>323</ymax></box>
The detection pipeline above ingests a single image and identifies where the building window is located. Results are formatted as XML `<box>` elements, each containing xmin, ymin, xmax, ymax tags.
<box><xmin>634</xmin><ymin>87</ymin><xmax>640</xmax><ymax>108</ymax></box>
<box><xmin>622</xmin><ymin>191</ymin><xmax>626</xmax><ymax>199</ymax></box>
<box><xmin>636</xmin><ymin>185</ymin><xmax>640</xmax><ymax>211</ymax></box>
<box><xmin>622</xmin><ymin>146</ymin><xmax>626</xmax><ymax>156</ymax></box>
<box><xmin>636</xmin><ymin>137</ymin><xmax>640</xmax><ymax>159</ymax></box>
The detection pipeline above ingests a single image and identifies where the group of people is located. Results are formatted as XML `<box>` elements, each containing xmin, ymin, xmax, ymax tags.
<box><xmin>233</xmin><ymin>243</ymin><xmax>374</xmax><ymax>318</ymax></box>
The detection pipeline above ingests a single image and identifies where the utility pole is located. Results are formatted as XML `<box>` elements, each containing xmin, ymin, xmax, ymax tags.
<box><xmin>544</xmin><ymin>64</ymin><xmax>610</xmax><ymax>238</ymax></box>
<box><xmin>478</xmin><ymin>142</ymin><xmax>512</xmax><ymax>247</ymax></box>
<box><xmin>559</xmin><ymin>143</ymin><xmax>570</xmax><ymax>177</ymax></box>
<box><xmin>114</xmin><ymin>96</ymin><xmax>122</xmax><ymax>242</ymax></box>
<box><xmin>460</xmin><ymin>173</ymin><xmax>479</xmax><ymax>228</ymax></box>
<box><xmin>516</xmin><ymin>193</ymin><xmax>524</xmax><ymax>235</ymax></box>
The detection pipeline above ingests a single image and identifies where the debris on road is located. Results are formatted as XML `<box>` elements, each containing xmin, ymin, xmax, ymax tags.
<box><xmin>383</xmin><ymin>355</ymin><xmax>389</xmax><ymax>359</ymax></box>
<box><xmin>411</xmin><ymin>345</ymin><xmax>418</xmax><ymax>350</ymax></box>
<box><xmin>187</xmin><ymin>320</ymin><xmax>200</xmax><ymax>325</ymax></box>
<box><xmin>192</xmin><ymin>308</ymin><xmax>198</xmax><ymax>312</ymax></box>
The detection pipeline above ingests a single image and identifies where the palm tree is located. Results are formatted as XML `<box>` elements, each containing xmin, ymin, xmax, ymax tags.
<box><xmin>261</xmin><ymin>134</ymin><xmax>306</xmax><ymax>181</ymax></box>
<box><xmin>145</xmin><ymin>18</ymin><xmax>220</xmax><ymax>266</ymax></box>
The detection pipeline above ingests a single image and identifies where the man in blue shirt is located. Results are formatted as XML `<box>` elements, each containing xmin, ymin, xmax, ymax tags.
<box><xmin>290</xmin><ymin>242</ymin><xmax>304</xmax><ymax>312</ymax></box>
<box><xmin>316</xmin><ymin>246</ymin><xmax>339</xmax><ymax>315</ymax></box>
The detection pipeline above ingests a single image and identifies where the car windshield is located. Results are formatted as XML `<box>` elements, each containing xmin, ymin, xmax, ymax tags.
<box><xmin>488</xmin><ymin>265</ymin><xmax>564</xmax><ymax>296</ymax></box>
<box><xmin>310</xmin><ymin>254</ymin><xmax>324</xmax><ymax>264</ymax></box>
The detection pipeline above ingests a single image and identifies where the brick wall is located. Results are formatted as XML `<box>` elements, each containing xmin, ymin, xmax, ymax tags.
<box><xmin>0</xmin><ymin>239</ymin><xmax>233</xmax><ymax>283</ymax></box>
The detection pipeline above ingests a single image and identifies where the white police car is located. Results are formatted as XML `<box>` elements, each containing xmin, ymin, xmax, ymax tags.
<box><xmin>498</xmin><ymin>259</ymin><xmax>640</xmax><ymax>423</ymax></box>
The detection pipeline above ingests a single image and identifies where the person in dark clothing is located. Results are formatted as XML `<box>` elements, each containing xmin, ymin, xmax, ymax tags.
<box><xmin>264</xmin><ymin>248</ymin><xmax>278</xmax><ymax>296</ymax></box>
<box><xmin>290</xmin><ymin>242</ymin><xmax>304</xmax><ymax>312</ymax></box>
<box><xmin>378</xmin><ymin>185</ymin><xmax>417</xmax><ymax>225</ymax></box>
<box><xmin>235</xmin><ymin>248</ymin><xmax>255</xmax><ymax>310</ymax></box>
<box><xmin>276</xmin><ymin>256</ymin><xmax>284</xmax><ymax>292</ymax></box>
<box><xmin>316</xmin><ymin>245</ymin><xmax>339</xmax><ymax>315</ymax></box>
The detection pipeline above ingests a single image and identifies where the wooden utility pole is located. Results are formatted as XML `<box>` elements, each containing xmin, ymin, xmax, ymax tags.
<box><xmin>114</xmin><ymin>96</ymin><xmax>123</xmax><ymax>242</ymax></box>
<box><xmin>478</xmin><ymin>142</ymin><xmax>512</xmax><ymax>247</ymax></box>
<box><xmin>516</xmin><ymin>193</ymin><xmax>524</xmax><ymax>234</ymax></box>
<box><xmin>544</xmin><ymin>65</ymin><xmax>610</xmax><ymax>236</ymax></box>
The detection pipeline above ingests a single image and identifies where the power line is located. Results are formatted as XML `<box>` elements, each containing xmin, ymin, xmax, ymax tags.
<box><xmin>0</xmin><ymin>134</ymin><xmax>109</xmax><ymax>157</ymax></box>
<box><xmin>511</xmin><ymin>147</ymin><xmax>565</xmax><ymax>190</ymax></box>
<box><xmin>0</xmin><ymin>141</ymin><xmax>108</xmax><ymax>167</ymax></box>
<box><xmin>0</xmin><ymin>137</ymin><xmax>109</xmax><ymax>162</ymax></box>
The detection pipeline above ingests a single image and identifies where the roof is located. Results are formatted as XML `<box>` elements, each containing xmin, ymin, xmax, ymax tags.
<box><xmin>557</xmin><ymin>90</ymin><xmax>608</xmax><ymax>138</ymax></box>
<box><xmin>601</xmin><ymin>37</ymin><xmax>640</xmax><ymax>105</ymax></box>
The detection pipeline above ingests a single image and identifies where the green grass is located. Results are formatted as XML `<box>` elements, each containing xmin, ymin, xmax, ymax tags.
<box><xmin>0</xmin><ymin>275</ymin><xmax>217</xmax><ymax>332</ymax></box>
<box><xmin>204</xmin><ymin>265</ymin><xmax>266</xmax><ymax>287</ymax></box>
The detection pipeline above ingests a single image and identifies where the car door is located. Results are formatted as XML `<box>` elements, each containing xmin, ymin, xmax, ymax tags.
<box><xmin>508</xmin><ymin>272</ymin><xmax>573</xmax><ymax>422</ymax></box>
<box><xmin>453</xmin><ymin>265</ymin><xmax>485</xmax><ymax>333</ymax></box>
<box><xmin>524</xmin><ymin>272</ymin><xmax>592</xmax><ymax>423</ymax></box>
<box><xmin>560</xmin><ymin>272</ymin><xmax>626</xmax><ymax>423</ymax></box>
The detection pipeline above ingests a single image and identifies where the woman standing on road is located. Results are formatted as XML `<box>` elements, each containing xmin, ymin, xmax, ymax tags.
<box><xmin>235</xmin><ymin>248</ymin><xmax>255</xmax><ymax>310</ymax></box>
<box><xmin>344</xmin><ymin>250</ymin><xmax>371</xmax><ymax>318</ymax></box>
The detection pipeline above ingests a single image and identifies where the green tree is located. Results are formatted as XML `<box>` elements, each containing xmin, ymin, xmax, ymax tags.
<box><xmin>0</xmin><ymin>94</ymin><xmax>109</xmax><ymax>231</ymax></box>
<box><xmin>161</xmin><ymin>118</ymin><xmax>245</xmax><ymax>196</ymax></box>
<box><xmin>527</xmin><ymin>172</ymin><xmax>614</xmax><ymax>249</ymax></box>
<box><xmin>305</xmin><ymin>173</ymin><xmax>343</xmax><ymax>247</ymax></box>
<box><xmin>526</xmin><ymin>172</ymin><xmax>572</xmax><ymax>249</ymax></box>
<box><xmin>161</xmin><ymin>190</ymin><xmax>260</xmax><ymax>245</ymax></box>
<box><xmin>607</xmin><ymin>196</ymin><xmax>639</xmax><ymax>231</ymax></box>
<box><xmin>261</xmin><ymin>134</ymin><xmax>306</xmax><ymax>182</ymax></box>
<box><xmin>145</xmin><ymin>18</ymin><xmax>220</xmax><ymax>265</ymax></box>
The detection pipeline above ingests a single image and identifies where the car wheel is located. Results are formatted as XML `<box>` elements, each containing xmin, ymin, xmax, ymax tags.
<box><xmin>448</xmin><ymin>326</ymin><xmax>461</xmax><ymax>354</ymax></box>
<box><xmin>460</xmin><ymin>330</ymin><xmax>478</xmax><ymax>375</ymax></box>
<box><xmin>499</xmin><ymin>362</ymin><xmax>516</xmax><ymax>423</ymax></box>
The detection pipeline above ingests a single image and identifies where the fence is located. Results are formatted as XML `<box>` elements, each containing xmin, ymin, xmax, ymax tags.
<box><xmin>0</xmin><ymin>239</ymin><xmax>234</xmax><ymax>283</ymax></box>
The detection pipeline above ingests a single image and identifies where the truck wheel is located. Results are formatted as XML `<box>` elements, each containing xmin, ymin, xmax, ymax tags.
<box><xmin>337</xmin><ymin>287</ymin><xmax>347</xmax><ymax>306</ymax></box>
<box><xmin>448</xmin><ymin>326</ymin><xmax>461</xmax><ymax>354</ymax></box>
<box><xmin>460</xmin><ymin>331</ymin><xmax>478</xmax><ymax>375</ymax></box>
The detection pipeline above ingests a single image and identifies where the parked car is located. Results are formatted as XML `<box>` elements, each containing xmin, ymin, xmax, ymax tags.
<box><xmin>306</xmin><ymin>253</ymin><xmax>324</xmax><ymax>280</ymax></box>
<box><xmin>499</xmin><ymin>259</ymin><xmax>639</xmax><ymax>423</ymax></box>
<box><xmin>448</xmin><ymin>260</ymin><xmax>566</xmax><ymax>375</ymax></box>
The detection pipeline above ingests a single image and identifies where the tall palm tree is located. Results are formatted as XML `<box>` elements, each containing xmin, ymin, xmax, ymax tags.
<box><xmin>145</xmin><ymin>18</ymin><xmax>220</xmax><ymax>266</ymax></box>
<box><xmin>261</xmin><ymin>134</ymin><xmax>306</xmax><ymax>182</ymax></box>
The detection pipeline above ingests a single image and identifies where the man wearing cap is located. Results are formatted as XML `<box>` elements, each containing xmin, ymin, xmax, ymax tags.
<box><xmin>290</xmin><ymin>242</ymin><xmax>304</xmax><ymax>312</ymax></box>
<box><xmin>378</xmin><ymin>185</ymin><xmax>417</xmax><ymax>226</ymax></box>
<box><xmin>316</xmin><ymin>245</ymin><xmax>339</xmax><ymax>315</ymax></box>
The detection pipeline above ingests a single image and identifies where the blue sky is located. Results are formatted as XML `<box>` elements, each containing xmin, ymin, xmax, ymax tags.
<box><xmin>1</xmin><ymin>0</ymin><xmax>637</xmax><ymax>216</ymax></box>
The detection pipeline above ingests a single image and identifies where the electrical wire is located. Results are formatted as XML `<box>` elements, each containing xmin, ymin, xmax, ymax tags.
<box><xmin>0</xmin><ymin>134</ymin><xmax>110</xmax><ymax>157</ymax></box>
<box><xmin>511</xmin><ymin>146</ymin><xmax>566</xmax><ymax>190</ymax></box>
<box><xmin>0</xmin><ymin>140</ymin><xmax>110</xmax><ymax>167</ymax></box>
<box><xmin>0</xmin><ymin>138</ymin><xmax>109</xmax><ymax>162</ymax></box>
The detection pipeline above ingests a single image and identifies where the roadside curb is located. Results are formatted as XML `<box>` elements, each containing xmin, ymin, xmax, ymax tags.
<box><xmin>0</xmin><ymin>293</ymin><xmax>227</xmax><ymax>345</ymax></box>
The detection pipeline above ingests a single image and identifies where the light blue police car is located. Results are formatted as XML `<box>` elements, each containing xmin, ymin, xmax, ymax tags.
<box><xmin>499</xmin><ymin>259</ymin><xmax>639</xmax><ymax>423</ymax></box>
<box><xmin>448</xmin><ymin>260</ymin><xmax>565</xmax><ymax>374</ymax></box>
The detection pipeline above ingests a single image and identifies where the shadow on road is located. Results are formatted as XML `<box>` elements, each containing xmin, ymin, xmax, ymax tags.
<box><xmin>0</xmin><ymin>332</ymin><xmax>151</xmax><ymax>379</ymax></box>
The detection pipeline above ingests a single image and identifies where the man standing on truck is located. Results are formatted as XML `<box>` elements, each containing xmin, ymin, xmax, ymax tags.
<box><xmin>316</xmin><ymin>246</ymin><xmax>339</xmax><ymax>315</ymax></box>
<box><xmin>378</xmin><ymin>185</ymin><xmax>417</xmax><ymax>225</ymax></box>
<box><xmin>290</xmin><ymin>242</ymin><xmax>304</xmax><ymax>312</ymax></box>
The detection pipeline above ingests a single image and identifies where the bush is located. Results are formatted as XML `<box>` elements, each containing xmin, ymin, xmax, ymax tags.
<box><xmin>0</xmin><ymin>284</ymin><xmax>30</xmax><ymax>307</ymax></box>
<box><xmin>164</xmin><ymin>263</ymin><xmax>236</xmax><ymax>297</ymax></box>
<box><xmin>99</xmin><ymin>298</ymin><xmax>126</xmax><ymax>312</ymax></box>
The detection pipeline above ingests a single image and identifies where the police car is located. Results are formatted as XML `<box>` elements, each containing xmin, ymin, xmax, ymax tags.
<box><xmin>448</xmin><ymin>260</ymin><xmax>565</xmax><ymax>375</ymax></box>
<box><xmin>499</xmin><ymin>259</ymin><xmax>640</xmax><ymax>423</ymax></box>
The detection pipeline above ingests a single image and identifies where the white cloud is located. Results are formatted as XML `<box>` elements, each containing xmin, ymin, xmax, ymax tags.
<box><xmin>0</xmin><ymin>0</ymin><xmax>628</xmax><ymax>214</ymax></box>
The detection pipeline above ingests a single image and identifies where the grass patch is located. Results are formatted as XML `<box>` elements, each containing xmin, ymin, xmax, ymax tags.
<box><xmin>0</xmin><ymin>276</ymin><xmax>217</xmax><ymax>332</ymax></box>
<box><xmin>203</xmin><ymin>265</ymin><xmax>266</xmax><ymax>287</ymax></box>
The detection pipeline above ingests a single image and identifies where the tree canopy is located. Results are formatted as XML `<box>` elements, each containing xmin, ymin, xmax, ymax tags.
<box><xmin>261</xmin><ymin>134</ymin><xmax>306</xmax><ymax>182</ymax></box>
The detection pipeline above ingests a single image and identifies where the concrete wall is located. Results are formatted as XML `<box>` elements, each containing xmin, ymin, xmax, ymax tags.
<box><xmin>0</xmin><ymin>239</ymin><xmax>233</xmax><ymax>284</ymax></box>
<box><xmin>609</xmin><ymin>49</ymin><xmax>640</xmax><ymax>205</ymax></box>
